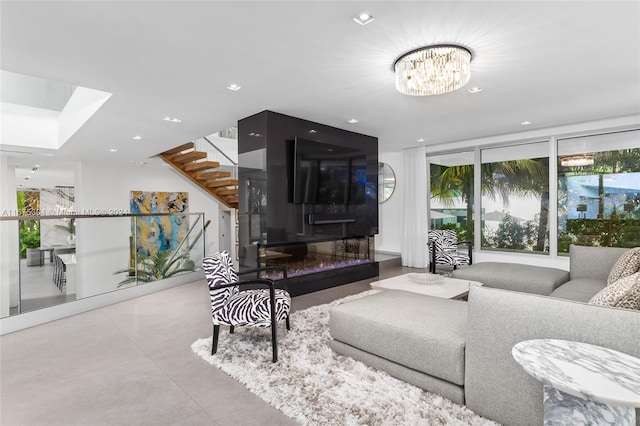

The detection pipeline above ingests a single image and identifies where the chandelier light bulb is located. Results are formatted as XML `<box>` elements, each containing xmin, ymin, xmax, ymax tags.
<box><xmin>394</xmin><ymin>45</ymin><xmax>472</xmax><ymax>96</ymax></box>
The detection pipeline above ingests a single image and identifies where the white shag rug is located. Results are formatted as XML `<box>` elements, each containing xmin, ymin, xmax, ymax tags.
<box><xmin>192</xmin><ymin>290</ymin><xmax>499</xmax><ymax>426</ymax></box>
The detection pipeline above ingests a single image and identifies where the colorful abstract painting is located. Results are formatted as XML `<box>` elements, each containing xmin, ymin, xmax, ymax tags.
<box><xmin>130</xmin><ymin>191</ymin><xmax>189</xmax><ymax>257</ymax></box>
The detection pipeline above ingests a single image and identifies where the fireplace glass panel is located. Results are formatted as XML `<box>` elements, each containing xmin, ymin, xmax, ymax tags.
<box><xmin>254</xmin><ymin>237</ymin><xmax>374</xmax><ymax>280</ymax></box>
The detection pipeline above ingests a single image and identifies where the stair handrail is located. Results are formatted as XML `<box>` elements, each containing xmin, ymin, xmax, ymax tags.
<box><xmin>166</xmin><ymin>216</ymin><xmax>210</xmax><ymax>267</ymax></box>
<box><xmin>188</xmin><ymin>219</ymin><xmax>211</xmax><ymax>251</ymax></box>
<box><xmin>202</xmin><ymin>136</ymin><xmax>237</xmax><ymax>166</ymax></box>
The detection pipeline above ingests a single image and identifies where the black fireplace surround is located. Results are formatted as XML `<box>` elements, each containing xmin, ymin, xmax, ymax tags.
<box><xmin>237</xmin><ymin>111</ymin><xmax>379</xmax><ymax>296</ymax></box>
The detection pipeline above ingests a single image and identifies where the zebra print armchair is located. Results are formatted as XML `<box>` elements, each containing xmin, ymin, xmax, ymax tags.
<box><xmin>203</xmin><ymin>251</ymin><xmax>291</xmax><ymax>363</ymax></box>
<box><xmin>427</xmin><ymin>229</ymin><xmax>473</xmax><ymax>274</ymax></box>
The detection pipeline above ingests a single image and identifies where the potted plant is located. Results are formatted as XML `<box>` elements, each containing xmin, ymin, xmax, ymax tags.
<box><xmin>114</xmin><ymin>249</ymin><xmax>196</xmax><ymax>287</ymax></box>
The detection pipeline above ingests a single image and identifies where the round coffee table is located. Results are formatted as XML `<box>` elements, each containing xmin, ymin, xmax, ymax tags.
<box><xmin>512</xmin><ymin>339</ymin><xmax>640</xmax><ymax>426</ymax></box>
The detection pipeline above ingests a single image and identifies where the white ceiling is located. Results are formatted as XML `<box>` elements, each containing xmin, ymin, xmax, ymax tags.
<box><xmin>2</xmin><ymin>1</ymin><xmax>640</xmax><ymax>187</ymax></box>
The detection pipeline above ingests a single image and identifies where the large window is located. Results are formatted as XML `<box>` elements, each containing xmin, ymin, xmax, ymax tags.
<box><xmin>480</xmin><ymin>142</ymin><xmax>550</xmax><ymax>254</ymax></box>
<box><xmin>558</xmin><ymin>131</ymin><xmax>640</xmax><ymax>252</ymax></box>
<box><xmin>427</xmin><ymin>129</ymin><xmax>639</xmax><ymax>257</ymax></box>
<box><xmin>428</xmin><ymin>151</ymin><xmax>474</xmax><ymax>242</ymax></box>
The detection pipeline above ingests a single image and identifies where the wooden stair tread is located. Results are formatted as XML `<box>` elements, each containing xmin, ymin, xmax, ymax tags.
<box><xmin>216</xmin><ymin>188</ymin><xmax>237</xmax><ymax>196</ymax></box>
<box><xmin>160</xmin><ymin>143</ymin><xmax>238</xmax><ymax>209</ymax></box>
<box><xmin>205</xmin><ymin>179</ymin><xmax>238</xmax><ymax>188</ymax></box>
<box><xmin>184</xmin><ymin>161</ymin><xmax>221</xmax><ymax>172</ymax></box>
<box><xmin>171</xmin><ymin>151</ymin><xmax>207</xmax><ymax>163</ymax></box>
<box><xmin>161</xmin><ymin>142</ymin><xmax>195</xmax><ymax>156</ymax></box>
<box><xmin>195</xmin><ymin>170</ymin><xmax>231</xmax><ymax>180</ymax></box>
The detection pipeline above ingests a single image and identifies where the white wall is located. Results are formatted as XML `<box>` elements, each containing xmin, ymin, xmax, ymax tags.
<box><xmin>74</xmin><ymin>160</ymin><xmax>228</xmax><ymax>299</ymax></box>
<box><xmin>375</xmin><ymin>151</ymin><xmax>402</xmax><ymax>254</ymax></box>
<box><xmin>0</xmin><ymin>155</ymin><xmax>20</xmax><ymax>316</ymax></box>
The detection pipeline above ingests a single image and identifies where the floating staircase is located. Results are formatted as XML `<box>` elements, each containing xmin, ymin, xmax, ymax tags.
<box><xmin>160</xmin><ymin>142</ymin><xmax>238</xmax><ymax>209</ymax></box>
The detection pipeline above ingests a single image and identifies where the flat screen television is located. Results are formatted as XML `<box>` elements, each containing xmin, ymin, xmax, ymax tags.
<box><xmin>293</xmin><ymin>138</ymin><xmax>367</xmax><ymax>204</ymax></box>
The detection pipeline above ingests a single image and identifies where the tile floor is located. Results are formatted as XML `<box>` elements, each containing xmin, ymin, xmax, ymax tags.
<box><xmin>1</xmin><ymin>260</ymin><xmax>420</xmax><ymax>426</ymax></box>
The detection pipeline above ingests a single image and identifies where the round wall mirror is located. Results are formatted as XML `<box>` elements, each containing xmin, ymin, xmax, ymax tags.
<box><xmin>378</xmin><ymin>162</ymin><xmax>396</xmax><ymax>203</ymax></box>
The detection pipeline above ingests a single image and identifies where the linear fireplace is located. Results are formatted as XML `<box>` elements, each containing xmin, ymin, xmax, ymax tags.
<box><xmin>241</xmin><ymin>238</ymin><xmax>379</xmax><ymax>297</ymax></box>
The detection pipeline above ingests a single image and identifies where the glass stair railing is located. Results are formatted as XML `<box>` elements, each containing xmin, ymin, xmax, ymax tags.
<box><xmin>0</xmin><ymin>212</ymin><xmax>207</xmax><ymax>319</ymax></box>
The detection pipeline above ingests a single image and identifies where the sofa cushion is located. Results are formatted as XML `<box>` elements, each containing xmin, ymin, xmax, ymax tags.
<box><xmin>329</xmin><ymin>290</ymin><xmax>468</xmax><ymax>386</ymax></box>
<box><xmin>607</xmin><ymin>247</ymin><xmax>640</xmax><ymax>285</ymax></box>
<box><xmin>548</xmin><ymin>278</ymin><xmax>606</xmax><ymax>302</ymax></box>
<box><xmin>450</xmin><ymin>262</ymin><xmax>568</xmax><ymax>295</ymax></box>
<box><xmin>590</xmin><ymin>272</ymin><xmax>640</xmax><ymax>310</ymax></box>
<box><xmin>569</xmin><ymin>244</ymin><xmax>629</xmax><ymax>281</ymax></box>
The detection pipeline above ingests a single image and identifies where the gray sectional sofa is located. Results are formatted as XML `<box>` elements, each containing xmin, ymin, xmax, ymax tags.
<box><xmin>329</xmin><ymin>245</ymin><xmax>640</xmax><ymax>426</ymax></box>
<box><xmin>450</xmin><ymin>244</ymin><xmax>629</xmax><ymax>300</ymax></box>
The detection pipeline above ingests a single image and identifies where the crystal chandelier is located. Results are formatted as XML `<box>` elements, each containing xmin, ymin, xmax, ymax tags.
<box><xmin>394</xmin><ymin>45</ymin><xmax>472</xmax><ymax>96</ymax></box>
<box><xmin>56</xmin><ymin>186</ymin><xmax>75</xmax><ymax>212</ymax></box>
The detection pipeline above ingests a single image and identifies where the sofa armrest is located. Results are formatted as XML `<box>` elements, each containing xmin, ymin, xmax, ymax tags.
<box><xmin>464</xmin><ymin>285</ymin><xmax>640</xmax><ymax>426</ymax></box>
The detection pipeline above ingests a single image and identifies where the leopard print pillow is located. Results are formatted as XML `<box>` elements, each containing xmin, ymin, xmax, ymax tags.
<box><xmin>607</xmin><ymin>247</ymin><xmax>640</xmax><ymax>285</ymax></box>
<box><xmin>590</xmin><ymin>271</ymin><xmax>640</xmax><ymax>310</ymax></box>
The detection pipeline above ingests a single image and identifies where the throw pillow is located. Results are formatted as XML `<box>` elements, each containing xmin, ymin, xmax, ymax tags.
<box><xmin>590</xmin><ymin>271</ymin><xmax>640</xmax><ymax>310</ymax></box>
<box><xmin>607</xmin><ymin>247</ymin><xmax>640</xmax><ymax>285</ymax></box>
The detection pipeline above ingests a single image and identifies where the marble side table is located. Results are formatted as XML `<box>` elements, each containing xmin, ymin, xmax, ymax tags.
<box><xmin>512</xmin><ymin>339</ymin><xmax>640</xmax><ymax>426</ymax></box>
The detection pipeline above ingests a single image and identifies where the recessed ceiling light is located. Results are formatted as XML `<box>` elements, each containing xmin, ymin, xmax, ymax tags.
<box><xmin>417</xmin><ymin>138</ymin><xmax>425</xmax><ymax>142</ymax></box>
<box><xmin>162</xmin><ymin>116</ymin><xmax>182</xmax><ymax>123</ymax></box>
<box><xmin>521</xmin><ymin>121</ymin><xmax>532</xmax><ymax>126</ymax></box>
<box><xmin>348</xmin><ymin>119</ymin><xmax>359</xmax><ymax>124</ymax></box>
<box><xmin>309</xmin><ymin>129</ymin><xmax>318</xmax><ymax>134</ymax></box>
<box><xmin>109</xmin><ymin>148</ymin><xmax>118</xmax><ymax>152</ymax></box>
<box><xmin>19</xmin><ymin>183</ymin><xmax>24</xmax><ymax>187</ymax></box>
<box><xmin>24</xmin><ymin>176</ymin><xmax>30</xmax><ymax>180</ymax></box>
<box><xmin>162</xmin><ymin>162</ymin><xmax>170</xmax><ymax>166</ymax></box>
<box><xmin>132</xmin><ymin>135</ymin><xmax>143</xmax><ymax>140</ymax></box>
<box><xmin>353</xmin><ymin>13</ymin><xmax>375</xmax><ymax>25</ymax></box>
<box><xmin>468</xmin><ymin>87</ymin><xmax>483</xmax><ymax>93</ymax></box>
<box><xmin>227</xmin><ymin>84</ymin><xmax>241</xmax><ymax>91</ymax></box>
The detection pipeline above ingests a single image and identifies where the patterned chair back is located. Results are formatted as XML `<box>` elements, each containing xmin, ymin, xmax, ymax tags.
<box><xmin>428</xmin><ymin>229</ymin><xmax>459</xmax><ymax>254</ymax></box>
<box><xmin>203</xmin><ymin>251</ymin><xmax>239</xmax><ymax>313</ymax></box>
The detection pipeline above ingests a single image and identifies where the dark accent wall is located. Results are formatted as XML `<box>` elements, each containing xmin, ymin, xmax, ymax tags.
<box><xmin>238</xmin><ymin>110</ymin><xmax>378</xmax><ymax>267</ymax></box>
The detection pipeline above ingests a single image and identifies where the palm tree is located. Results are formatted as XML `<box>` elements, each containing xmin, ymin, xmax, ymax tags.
<box><xmin>430</xmin><ymin>164</ymin><xmax>474</xmax><ymax>239</ymax></box>
<box><xmin>430</xmin><ymin>158</ymin><xmax>549</xmax><ymax>250</ymax></box>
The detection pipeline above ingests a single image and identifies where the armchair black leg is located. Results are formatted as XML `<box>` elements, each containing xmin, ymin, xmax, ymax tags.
<box><xmin>271</xmin><ymin>323</ymin><xmax>278</xmax><ymax>363</ymax></box>
<box><xmin>429</xmin><ymin>240</ymin><xmax>436</xmax><ymax>274</ymax></box>
<box><xmin>212</xmin><ymin>324</ymin><xmax>220</xmax><ymax>356</ymax></box>
<box><xmin>229</xmin><ymin>325</ymin><xmax>235</xmax><ymax>334</ymax></box>
<box><xmin>269</xmin><ymin>287</ymin><xmax>278</xmax><ymax>363</ymax></box>
<box><xmin>286</xmin><ymin>315</ymin><xmax>290</xmax><ymax>331</ymax></box>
